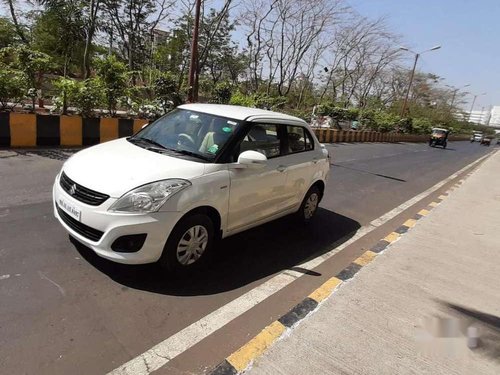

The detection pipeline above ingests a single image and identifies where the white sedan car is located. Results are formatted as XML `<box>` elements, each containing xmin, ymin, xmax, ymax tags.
<box><xmin>53</xmin><ymin>104</ymin><xmax>330</xmax><ymax>273</ymax></box>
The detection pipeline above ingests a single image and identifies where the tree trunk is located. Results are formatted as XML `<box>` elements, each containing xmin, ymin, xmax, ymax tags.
<box><xmin>6</xmin><ymin>0</ymin><xmax>28</xmax><ymax>44</ymax></box>
<box><xmin>83</xmin><ymin>0</ymin><xmax>100</xmax><ymax>79</ymax></box>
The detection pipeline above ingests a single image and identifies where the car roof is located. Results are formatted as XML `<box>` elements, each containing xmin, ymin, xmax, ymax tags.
<box><xmin>178</xmin><ymin>103</ymin><xmax>307</xmax><ymax>125</ymax></box>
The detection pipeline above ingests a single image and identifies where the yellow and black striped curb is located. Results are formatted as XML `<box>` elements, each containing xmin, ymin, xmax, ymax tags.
<box><xmin>0</xmin><ymin>113</ymin><xmax>149</xmax><ymax>147</ymax></box>
<box><xmin>209</xmin><ymin>192</ymin><xmax>459</xmax><ymax>375</ymax></box>
<box><xmin>313</xmin><ymin>128</ymin><xmax>469</xmax><ymax>144</ymax></box>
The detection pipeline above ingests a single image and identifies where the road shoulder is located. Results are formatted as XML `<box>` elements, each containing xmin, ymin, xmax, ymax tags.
<box><xmin>239</xmin><ymin>150</ymin><xmax>500</xmax><ymax>375</ymax></box>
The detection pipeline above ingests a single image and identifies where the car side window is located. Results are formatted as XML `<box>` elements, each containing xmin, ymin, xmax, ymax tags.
<box><xmin>237</xmin><ymin>124</ymin><xmax>283</xmax><ymax>159</ymax></box>
<box><xmin>304</xmin><ymin>129</ymin><xmax>314</xmax><ymax>151</ymax></box>
<box><xmin>285</xmin><ymin>126</ymin><xmax>314</xmax><ymax>154</ymax></box>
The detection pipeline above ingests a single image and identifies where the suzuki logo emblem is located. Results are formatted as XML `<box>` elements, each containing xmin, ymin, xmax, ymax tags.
<box><xmin>69</xmin><ymin>184</ymin><xmax>77</xmax><ymax>195</ymax></box>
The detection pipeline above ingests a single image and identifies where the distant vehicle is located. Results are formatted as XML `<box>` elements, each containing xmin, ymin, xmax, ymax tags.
<box><xmin>429</xmin><ymin>127</ymin><xmax>449</xmax><ymax>148</ymax></box>
<box><xmin>470</xmin><ymin>131</ymin><xmax>483</xmax><ymax>143</ymax></box>
<box><xmin>480</xmin><ymin>136</ymin><xmax>491</xmax><ymax>146</ymax></box>
<box><xmin>53</xmin><ymin>104</ymin><xmax>330</xmax><ymax>273</ymax></box>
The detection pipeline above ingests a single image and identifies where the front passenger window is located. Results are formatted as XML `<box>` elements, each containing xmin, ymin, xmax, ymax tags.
<box><xmin>238</xmin><ymin>124</ymin><xmax>282</xmax><ymax>159</ymax></box>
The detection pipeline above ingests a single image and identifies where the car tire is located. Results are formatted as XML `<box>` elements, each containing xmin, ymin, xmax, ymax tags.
<box><xmin>297</xmin><ymin>185</ymin><xmax>321</xmax><ymax>223</ymax></box>
<box><xmin>159</xmin><ymin>213</ymin><xmax>214</xmax><ymax>275</ymax></box>
<box><xmin>443</xmin><ymin>142</ymin><xmax>447</xmax><ymax>149</ymax></box>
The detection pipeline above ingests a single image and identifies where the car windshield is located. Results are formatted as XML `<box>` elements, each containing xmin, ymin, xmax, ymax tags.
<box><xmin>129</xmin><ymin>109</ymin><xmax>241</xmax><ymax>161</ymax></box>
<box><xmin>432</xmin><ymin>130</ymin><xmax>446</xmax><ymax>135</ymax></box>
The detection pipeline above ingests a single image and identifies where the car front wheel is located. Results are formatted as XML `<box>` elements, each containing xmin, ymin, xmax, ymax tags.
<box><xmin>160</xmin><ymin>213</ymin><xmax>214</xmax><ymax>274</ymax></box>
<box><xmin>297</xmin><ymin>185</ymin><xmax>321</xmax><ymax>223</ymax></box>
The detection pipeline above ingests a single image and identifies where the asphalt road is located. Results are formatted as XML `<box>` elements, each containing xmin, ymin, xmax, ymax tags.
<box><xmin>0</xmin><ymin>141</ymin><xmax>493</xmax><ymax>375</ymax></box>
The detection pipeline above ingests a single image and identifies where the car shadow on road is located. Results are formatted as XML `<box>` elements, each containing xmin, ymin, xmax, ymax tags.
<box><xmin>71</xmin><ymin>207</ymin><xmax>360</xmax><ymax>296</ymax></box>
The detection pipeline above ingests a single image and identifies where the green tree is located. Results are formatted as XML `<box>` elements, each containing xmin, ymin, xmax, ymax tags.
<box><xmin>94</xmin><ymin>54</ymin><xmax>128</xmax><ymax>116</ymax></box>
<box><xmin>0</xmin><ymin>45</ymin><xmax>52</xmax><ymax>111</ymax></box>
<box><xmin>0</xmin><ymin>68</ymin><xmax>27</xmax><ymax>110</ymax></box>
<box><xmin>0</xmin><ymin>17</ymin><xmax>18</xmax><ymax>48</ymax></box>
<box><xmin>211</xmin><ymin>81</ymin><xmax>232</xmax><ymax>104</ymax></box>
<box><xmin>154</xmin><ymin>72</ymin><xmax>183</xmax><ymax>111</ymax></box>
<box><xmin>33</xmin><ymin>0</ymin><xmax>86</xmax><ymax>77</ymax></box>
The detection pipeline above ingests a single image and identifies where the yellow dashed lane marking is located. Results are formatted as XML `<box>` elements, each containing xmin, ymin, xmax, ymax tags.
<box><xmin>384</xmin><ymin>232</ymin><xmax>400</xmax><ymax>243</ymax></box>
<box><xmin>353</xmin><ymin>250</ymin><xmax>378</xmax><ymax>267</ymax></box>
<box><xmin>429</xmin><ymin>201</ymin><xmax>439</xmax><ymax>207</ymax></box>
<box><xmin>403</xmin><ymin>219</ymin><xmax>417</xmax><ymax>228</ymax></box>
<box><xmin>309</xmin><ymin>277</ymin><xmax>342</xmax><ymax>303</ymax></box>
<box><xmin>438</xmin><ymin>195</ymin><xmax>447</xmax><ymax>200</ymax></box>
<box><xmin>418</xmin><ymin>209</ymin><xmax>430</xmax><ymax>216</ymax></box>
<box><xmin>227</xmin><ymin>321</ymin><xmax>286</xmax><ymax>372</ymax></box>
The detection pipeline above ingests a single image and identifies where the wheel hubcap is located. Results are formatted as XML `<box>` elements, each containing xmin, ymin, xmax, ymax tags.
<box><xmin>176</xmin><ymin>225</ymin><xmax>209</xmax><ymax>265</ymax></box>
<box><xmin>304</xmin><ymin>193</ymin><xmax>319</xmax><ymax>219</ymax></box>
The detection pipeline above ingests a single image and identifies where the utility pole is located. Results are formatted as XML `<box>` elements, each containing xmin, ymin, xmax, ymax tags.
<box><xmin>399</xmin><ymin>45</ymin><xmax>441</xmax><ymax>117</ymax></box>
<box><xmin>187</xmin><ymin>0</ymin><xmax>202</xmax><ymax>103</ymax></box>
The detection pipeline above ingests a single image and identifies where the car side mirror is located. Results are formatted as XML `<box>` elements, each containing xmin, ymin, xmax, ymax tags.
<box><xmin>233</xmin><ymin>150</ymin><xmax>267</xmax><ymax>169</ymax></box>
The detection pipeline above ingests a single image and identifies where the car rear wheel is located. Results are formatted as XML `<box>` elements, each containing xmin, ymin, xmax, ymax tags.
<box><xmin>159</xmin><ymin>214</ymin><xmax>214</xmax><ymax>274</ymax></box>
<box><xmin>297</xmin><ymin>185</ymin><xmax>321</xmax><ymax>223</ymax></box>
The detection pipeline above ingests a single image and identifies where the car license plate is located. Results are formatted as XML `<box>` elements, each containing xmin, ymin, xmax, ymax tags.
<box><xmin>58</xmin><ymin>198</ymin><xmax>81</xmax><ymax>221</ymax></box>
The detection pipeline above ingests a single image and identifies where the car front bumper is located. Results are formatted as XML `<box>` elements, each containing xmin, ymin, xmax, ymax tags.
<box><xmin>52</xmin><ymin>175</ymin><xmax>183</xmax><ymax>264</ymax></box>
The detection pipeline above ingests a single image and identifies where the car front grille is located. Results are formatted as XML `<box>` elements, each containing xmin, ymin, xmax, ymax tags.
<box><xmin>56</xmin><ymin>205</ymin><xmax>104</xmax><ymax>242</ymax></box>
<box><xmin>60</xmin><ymin>172</ymin><xmax>109</xmax><ymax>206</ymax></box>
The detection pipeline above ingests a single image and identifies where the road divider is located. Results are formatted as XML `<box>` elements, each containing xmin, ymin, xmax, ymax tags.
<box><xmin>312</xmin><ymin>128</ymin><xmax>469</xmax><ymax>143</ymax></box>
<box><xmin>0</xmin><ymin>112</ymin><xmax>471</xmax><ymax>148</ymax></box>
<box><xmin>0</xmin><ymin>113</ymin><xmax>149</xmax><ymax>147</ymax></box>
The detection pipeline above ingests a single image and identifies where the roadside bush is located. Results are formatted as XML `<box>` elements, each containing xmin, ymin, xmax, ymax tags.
<box><xmin>359</xmin><ymin>109</ymin><xmax>376</xmax><ymax>129</ymax></box>
<box><xmin>211</xmin><ymin>81</ymin><xmax>232</xmax><ymax>104</ymax></box>
<box><xmin>373</xmin><ymin>111</ymin><xmax>400</xmax><ymax>133</ymax></box>
<box><xmin>0</xmin><ymin>68</ymin><xmax>27</xmax><ymax>110</ymax></box>
<box><xmin>94</xmin><ymin>55</ymin><xmax>128</xmax><ymax>116</ymax></box>
<box><xmin>73</xmin><ymin>78</ymin><xmax>103</xmax><ymax>117</ymax></box>
<box><xmin>53</xmin><ymin>77</ymin><xmax>79</xmax><ymax>114</ymax></box>
<box><xmin>229</xmin><ymin>91</ymin><xmax>254</xmax><ymax>107</ymax></box>
<box><xmin>410</xmin><ymin>117</ymin><xmax>432</xmax><ymax>134</ymax></box>
<box><xmin>154</xmin><ymin>72</ymin><xmax>182</xmax><ymax>112</ymax></box>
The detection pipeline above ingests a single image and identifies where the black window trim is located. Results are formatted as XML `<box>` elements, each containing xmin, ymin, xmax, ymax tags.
<box><xmin>283</xmin><ymin>125</ymin><xmax>315</xmax><ymax>156</ymax></box>
<box><xmin>218</xmin><ymin>122</ymin><xmax>316</xmax><ymax>163</ymax></box>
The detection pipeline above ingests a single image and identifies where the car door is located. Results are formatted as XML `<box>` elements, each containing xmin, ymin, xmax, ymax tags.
<box><xmin>280</xmin><ymin>125</ymin><xmax>323</xmax><ymax>207</ymax></box>
<box><xmin>226</xmin><ymin>123</ymin><xmax>291</xmax><ymax>233</ymax></box>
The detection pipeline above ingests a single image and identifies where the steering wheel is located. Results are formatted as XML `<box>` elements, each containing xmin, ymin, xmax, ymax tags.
<box><xmin>177</xmin><ymin>133</ymin><xmax>196</xmax><ymax>149</ymax></box>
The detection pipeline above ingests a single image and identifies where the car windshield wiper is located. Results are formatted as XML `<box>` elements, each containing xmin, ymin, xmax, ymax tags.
<box><xmin>169</xmin><ymin>148</ymin><xmax>211</xmax><ymax>161</ymax></box>
<box><xmin>130</xmin><ymin>136</ymin><xmax>167</xmax><ymax>150</ymax></box>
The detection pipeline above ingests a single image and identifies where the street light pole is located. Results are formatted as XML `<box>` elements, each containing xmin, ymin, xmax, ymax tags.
<box><xmin>400</xmin><ymin>53</ymin><xmax>419</xmax><ymax>117</ymax></box>
<box><xmin>187</xmin><ymin>0</ymin><xmax>202</xmax><ymax>103</ymax></box>
<box><xmin>468</xmin><ymin>92</ymin><xmax>487</xmax><ymax>122</ymax></box>
<box><xmin>399</xmin><ymin>45</ymin><xmax>441</xmax><ymax>117</ymax></box>
<box><xmin>447</xmin><ymin>84</ymin><xmax>470</xmax><ymax>108</ymax></box>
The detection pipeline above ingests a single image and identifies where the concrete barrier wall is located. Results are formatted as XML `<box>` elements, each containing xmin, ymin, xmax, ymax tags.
<box><xmin>0</xmin><ymin>113</ymin><xmax>149</xmax><ymax>147</ymax></box>
<box><xmin>312</xmin><ymin>129</ymin><xmax>469</xmax><ymax>144</ymax></box>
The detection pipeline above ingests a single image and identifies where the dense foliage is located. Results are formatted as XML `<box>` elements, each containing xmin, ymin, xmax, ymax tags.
<box><xmin>0</xmin><ymin>0</ymin><xmax>492</xmax><ymax>135</ymax></box>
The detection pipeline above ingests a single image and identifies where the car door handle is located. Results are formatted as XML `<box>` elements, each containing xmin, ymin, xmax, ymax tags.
<box><xmin>277</xmin><ymin>165</ymin><xmax>287</xmax><ymax>172</ymax></box>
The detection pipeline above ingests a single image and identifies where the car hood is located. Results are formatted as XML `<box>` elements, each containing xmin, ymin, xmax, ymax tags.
<box><xmin>62</xmin><ymin>138</ymin><xmax>206</xmax><ymax>197</ymax></box>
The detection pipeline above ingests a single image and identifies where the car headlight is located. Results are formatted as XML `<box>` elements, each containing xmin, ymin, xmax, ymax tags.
<box><xmin>109</xmin><ymin>179</ymin><xmax>191</xmax><ymax>213</ymax></box>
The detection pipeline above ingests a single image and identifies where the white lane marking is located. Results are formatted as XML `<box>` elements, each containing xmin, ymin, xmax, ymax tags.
<box><xmin>108</xmin><ymin>151</ymin><xmax>492</xmax><ymax>375</ymax></box>
<box><xmin>38</xmin><ymin>271</ymin><xmax>66</xmax><ymax>297</ymax></box>
<box><xmin>0</xmin><ymin>274</ymin><xmax>10</xmax><ymax>280</ymax></box>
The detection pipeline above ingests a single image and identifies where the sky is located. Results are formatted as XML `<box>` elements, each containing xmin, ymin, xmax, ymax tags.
<box><xmin>349</xmin><ymin>0</ymin><xmax>500</xmax><ymax>111</ymax></box>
